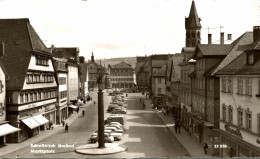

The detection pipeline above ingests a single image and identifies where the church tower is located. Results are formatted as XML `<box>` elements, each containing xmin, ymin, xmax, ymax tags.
<box><xmin>91</xmin><ymin>52</ymin><xmax>94</xmax><ymax>62</ymax></box>
<box><xmin>185</xmin><ymin>0</ymin><xmax>202</xmax><ymax>47</ymax></box>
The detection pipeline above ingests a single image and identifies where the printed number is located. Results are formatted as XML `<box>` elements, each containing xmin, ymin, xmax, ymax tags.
<box><xmin>214</xmin><ymin>144</ymin><xmax>227</xmax><ymax>148</ymax></box>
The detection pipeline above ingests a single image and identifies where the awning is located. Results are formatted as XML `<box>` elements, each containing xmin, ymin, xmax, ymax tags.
<box><xmin>204</xmin><ymin>122</ymin><xmax>214</xmax><ymax>127</ymax></box>
<box><xmin>69</xmin><ymin>105</ymin><xmax>78</xmax><ymax>109</ymax></box>
<box><xmin>0</xmin><ymin>123</ymin><xmax>21</xmax><ymax>137</ymax></box>
<box><xmin>32</xmin><ymin>115</ymin><xmax>49</xmax><ymax>125</ymax></box>
<box><xmin>21</xmin><ymin>117</ymin><xmax>41</xmax><ymax>129</ymax></box>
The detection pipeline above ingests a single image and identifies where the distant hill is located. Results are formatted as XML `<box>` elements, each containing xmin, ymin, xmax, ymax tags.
<box><xmin>96</xmin><ymin>57</ymin><xmax>137</xmax><ymax>69</ymax></box>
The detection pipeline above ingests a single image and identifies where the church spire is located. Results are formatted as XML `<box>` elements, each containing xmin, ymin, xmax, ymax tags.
<box><xmin>185</xmin><ymin>0</ymin><xmax>202</xmax><ymax>47</ymax></box>
<box><xmin>91</xmin><ymin>52</ymin><xmax>94</xmax><ymax>62</ymax></box>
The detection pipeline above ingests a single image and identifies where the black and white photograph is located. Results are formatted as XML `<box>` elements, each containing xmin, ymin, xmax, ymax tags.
<box><xmin>0</xmin><ymin>0</ymin><xmax>259</xmax><ymax>158</ymax></box>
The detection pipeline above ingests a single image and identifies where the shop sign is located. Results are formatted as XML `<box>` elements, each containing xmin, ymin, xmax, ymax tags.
<box><xmin>19</xmin><ymin>99</ymin><xmax>57</xmax><ymax>111</ymax></box>
<box><xmin>256</xmin><ymin>139</ymin><xmax>260</xmax><ymax>144</ymax></box>
<box><xmin>45</xmin><ymin>104</ymin><xmax>56</xmax><ymax>111</ymax></box>
<box><xmin>224</xmin><ymin>124</ymin><xmax>242</xmax><ymax>138</ymax></box>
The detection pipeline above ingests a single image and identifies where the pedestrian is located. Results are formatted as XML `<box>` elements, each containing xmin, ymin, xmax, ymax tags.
<box><xmin>82</xmin><ymin>110</ymin><xmax>85</xmax><ymax>117</ymax></box>
<box><xmin>77</xmin><ymin>107</ymin><xmax>79</xmax><ymax>114</ymax></box>
<box><xmin>204</xmin><ymin>143</ymin><xmax>209</xmax><ymax>154</ymax></box>
<box><xmin>65</xmin><ymin>123</ymin><xmax>68</xmax><ymax>133</ymax></box>
<box><xmin>174</xmin><ymin>123</ymin><xmax>178</xmax><ymax>133</ymax></box>
<box><xmin>166</xmin><ymin>109</ymin><xmax>169</xmax><ymax>117</ymax></box>
<box><xmin>90</xmin><ymin>97</ymin><xmax>92</xmax><ymax>101</ymax></box>
<box><xmin>62</xmin><ymin>119</ymin><xmax>65</xmax><ymax>127</ymax></box>
<box><xmin>16</xmin><ymin>155</ymin><xmax>19</xmax><ymax>158</ymax></box>
<box><xmin>94</xmin><ymin>101</ymin><xmax>96</xmax><ymax>106</ymax></box>
<box><xmin>177</xmin><ymin>121</ymin><xmax>181</xmax><ymax>133</ymax></box>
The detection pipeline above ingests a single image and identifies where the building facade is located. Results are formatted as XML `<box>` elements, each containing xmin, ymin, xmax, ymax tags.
<box><xmin>215</xmin><ymin>27</ymin><xmax>260</xmax><ymax>157</ymax></box>
<box><xmin>0</xmin><ymin>19</ymin><xmax>58</xmax><ymax>143</ymax></box>
<box><xmin>152</xmin><ymin>65</ymin><xmax>166</xmax><ymax>109</ymax></box>
<box><xmin>79</xmin><ymin>56</ymin><xmax>89</xmax><ymax>100</ymax></box>
<box><xmin>109</xmin><ymin>61</ymin><xmax>135</xmax><ymax>91</ymax></box>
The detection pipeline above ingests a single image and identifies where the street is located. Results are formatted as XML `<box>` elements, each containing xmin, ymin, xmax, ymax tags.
<box><xmin>2</xmin><ymin>92</ymin><xmax>188</xmax><ymax>158</ymax></box>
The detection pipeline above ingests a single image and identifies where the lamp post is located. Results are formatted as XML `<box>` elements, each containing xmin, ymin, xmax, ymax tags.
<box><xmin>97</xmin><ymin>72</ymin><xmax>105</xmax><ymax>148</ymax></box>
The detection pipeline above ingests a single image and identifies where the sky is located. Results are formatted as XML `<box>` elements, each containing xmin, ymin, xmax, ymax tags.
<box><xmin>0</xmin><ymin>0</ymin><xmax>259</xmax><ymax>60</ymax></box>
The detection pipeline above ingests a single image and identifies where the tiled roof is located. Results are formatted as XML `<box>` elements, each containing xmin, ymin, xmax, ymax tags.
<box><xmin>153</xmin><ymin>65</ymin><xmax>166</xmax><ymax>77</ymax></box>
<box><xmin>0</xmin><ymin>18</ymin><xmax>50</xmax><ymax>90</ymax></box>
<box><xmin>213</xmin><ymin>32</ymin><xmax>253</xmax><ymax>75</ymax></box>
<box><xmin>52</xmin><ymin>49</ymin><xmax>71</xmax><ymax>59</ymax></box>
<box><xmin>151</xmin><ymin>54</ymin><xmax>172</xmax><ymax>60</ymax></box>
<box><xmin>196</xmin><ymin>44</ymin><xmax>232</xmax><ymax>56</ymax></box>
<box><xmin>111</xmin><ymin>61</ymin><xmax>132</xmax><ymax>69</ymax></box>
<box><xmin>54</xmin><ymin>48</ymin><xmax>78</xmax><ymax>60</ymax></box>
<box><xmin>152</xmin><ymin>60</ymin><xmax>167</xmax><ymax>68</ymax></box>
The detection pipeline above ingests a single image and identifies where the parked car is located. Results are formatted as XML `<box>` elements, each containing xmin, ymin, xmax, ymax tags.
<box><xmin>105</xmin><ymin>115</ymin><xmax>126</xmax><ymax>125</ymax></box>
<box><xmin>111</xmin><ymin>108</ymin><xmax>127</xmax><ymax>114</ymax></box>
<box><xmin>105</xmin><ymin>126</ymin><xmax>124</xmax><ymax>134</ymax></box>
<box><xmin>95</xmin><ymin>129</ymin><xmax>112</xmax><ymax>134</ymax></box>
<box><xmin>107</xmin><ymin>104</ymin><xmax>119</xmax><ymax>112</ymax></box>
<box><xmin>92</xmin><ymin>132</ymin><xmax>122</xmax><ymax>141</ymax></box>
<box><xmin>89</xmin><ymin>133</ymin><xmax>114</xmax><ymax>143</ymax></box>
<box><xmin>117</xmin><ymin>102</ymin><xmax>124</xmax><ymax>106</ymax></box>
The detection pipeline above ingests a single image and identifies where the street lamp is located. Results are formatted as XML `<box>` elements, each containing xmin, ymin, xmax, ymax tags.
<box><xmin>97</xmin><ymin>71</ymin><xmax>105</xmax><ymax>148</ymax></box>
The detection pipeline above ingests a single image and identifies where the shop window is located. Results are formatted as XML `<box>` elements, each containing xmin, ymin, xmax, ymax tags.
<box><xmin>20</xmin><ymin>94</ymin><xmax>24</xmax><ymax>104</ymax></box>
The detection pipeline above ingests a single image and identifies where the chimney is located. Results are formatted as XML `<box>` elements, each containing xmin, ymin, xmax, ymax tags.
<box><xmin>220</xmin><ymin>32</ymin><xmax>224</xmax><ymax>44</ymax></box>
<box><xmin>208</xmin><ymin>34</ymin><xmax>212</xmax><ymax>44</ymax></box>
<box><xmin>51</xmin><ymin>44</ymin><xmax>55</xmax><ymax>53</ymax></box>
<box><xmin>227</xmin><ymin>34</ymin><xmax>232</xmax><ymax>40</ymax></box>
<box><xmin>253</xmin><ymin>26</ymin><xmax>260</xmax><ymax>43</ymax></box>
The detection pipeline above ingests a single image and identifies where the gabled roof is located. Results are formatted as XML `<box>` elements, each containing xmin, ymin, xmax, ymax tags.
<box><xmin>213</xmin><ymin>32</ymin><xmax>253</xmax><ymax>75</ymax></box>
<box><xmin>152</xmin><ymin>60</ymin><xmax>167</xmax><ymax>68</ymax></box>
<box><xmin>192</xmin><ymin>44</ymin><xmax>231</xmax><ymax>59</ymax></box>
<box><xmin>54</xmin><ymin>47</ymin><xmax>79</xmax><ymax>60</ymax></box>
<box><xmin>0</xmin><ymin>18</ymin><xmax>51</xmax><ymax>90</ymax></box>
<box><xmin>111</xmin><ymin>61</ymin><xmax>132</xmax><ymax>69</ymax></box>
<box><xmin>153</xmin><ymin>65</ymin><xmax>166</xmax><ymax>77</ymax></box>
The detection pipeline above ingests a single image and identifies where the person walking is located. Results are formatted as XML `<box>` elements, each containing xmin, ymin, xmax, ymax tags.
<box><xmin>177</xmin><ymin>121</ymin><xmax>181</xmax><ymax>133</ymax></box>
<box><xmin>204</xmin><ymin>143</ymin><xmax>209</xmax><ymax>154</ymax></box>
<box><xmin>65</xmin><ymin>123</ymin><xmax>68</xmax><ymax>133</ymax></box>
<box><xmin>62</xmin><ymin>119</ymin><xmax>65</xmax><ymax>127</ymax></box>
<box><xmin>76</xmin><ymin>107</ymin><xmax>79</xmax><ymax>114</ymax></box>
<box><xmin>82</xmin><ymin>110</ymin><xmax>85</xmax><ymax>117</ymax></box>
<box><xmin>174</xmin><ymin>123</ymin><xmax>178</xmax><ymax>133</ymax></box>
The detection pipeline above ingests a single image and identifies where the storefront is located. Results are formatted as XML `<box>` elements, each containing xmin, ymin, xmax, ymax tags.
<box><xmin>153</xmin><ymin>94</ymin><xmax>167</xmax><ymax>109</ymax></box>
<box><xmin>218</xmin><ymin>123</ymin><xmax>260</xmax><ymax>157</ymax></box>
<box><xmin>0</xmin><ymin>123</ymin><xmax>20</xmax><ymax>146</ymax></box>
<box><xmin>190</xmin><ymin>113</ymin><xmax>203</xmax><ymax>142</ymax></box>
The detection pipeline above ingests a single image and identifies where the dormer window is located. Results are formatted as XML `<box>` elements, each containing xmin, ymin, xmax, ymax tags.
<box><xmin>247</xmin><ymin>54</ymin><xmax>254</xmax><ymax>65</ymax></box>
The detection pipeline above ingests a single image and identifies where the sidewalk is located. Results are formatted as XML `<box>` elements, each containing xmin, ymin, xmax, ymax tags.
<box><xmin>0</xmin><ymin>100</ymin><xmax>94</xmax><ymax>157</ymax></box>
<box><xmin>144</xmin><ymin>99</ymin><xmax>210</xmax><ymax>157</ymax></box>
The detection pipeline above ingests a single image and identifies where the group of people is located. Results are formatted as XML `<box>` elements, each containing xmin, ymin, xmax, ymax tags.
<box><xmin>161</xmin><ymin>107</ymin><xmax>170</xmax><ymax>117</ymax></box>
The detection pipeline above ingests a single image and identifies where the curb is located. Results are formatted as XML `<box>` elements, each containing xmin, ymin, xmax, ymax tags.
<box><xmin>154</xmin><ymin>111</ymin><xmax>190</xmax><ymax>157</ymax></box>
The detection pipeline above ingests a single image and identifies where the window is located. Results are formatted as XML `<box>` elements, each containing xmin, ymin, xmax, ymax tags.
<box><xmin>158</xmin><ymin>78</ymin><xmax>161</xmax><ymax>84</ymax></box>
<box><xmin>0</xmin><ymin>80</ymin><xmax>2</xmax><ymax>93</ymax></box>
<box><xmin>158</xmin><ymin>88</ymin><xmax>162</xmax><ymax>94</ymax></box>
<box><xmin>222</xmin><ymin>104</ymin><xmax>226</xmax><ymax>121</ymax></box>
<box><xmin>228</xmin><ymin>106</ymin><xmax>233</xmax><ymax>123</ymax></box>
<box><xmin>192</xmin><ymin>31</ymin><xmax>195</xmax><ymax>38</ymax></box>
<box><xmin>30</xmin><ymin>93</ymin><xmax>33</xmax><ymax>102</ymax></box>
<box><xmin>248</xmin><ymin>54</ymin><xmax>254</xmax><ymax>64</ymax></box>
<box><xmin>20</xmin><ymin>94</ymin><xmax>24</xmax><ymax>103</ymax></box>
<box><xmin>246</xmin><ymin>111</ymin><xmax>252</xmax><ymax>130</ymax></box>
<box><xmin>222</xmin><ymin>78</ymin><xmax>226</xmax><ymax>92</ymax></box>
<box><xmin>0</xmin><ymin>103</ymin><xmax>3</xmax><ymax>116</ymax></box>
<box><xmin>38</xmin><ymin>92</ymin><xmax>41</xmax><ymax>100</ymax></box>
<box><xmin>25</xmin><ymin>93</ymin><xmax>28</xmax><ymax>103</ymax></box>
<box><xmin>237</xmin><ymin>77</ymin><xmax>243</xmax><ymax>94</ymax></box>
<box><xmin>245</xmin><ymin>78</ymin><xmax>252</xmax><ymax>95</ymax></box>
<box><xmin>227</xmin><ymin>77</ymin><xmax>233</xmax><ymax>93</ymax></box>
<box><xmin>238</xmin><ymin>109</ymin><xmax>243</xmax><ymax>127</ymax></box>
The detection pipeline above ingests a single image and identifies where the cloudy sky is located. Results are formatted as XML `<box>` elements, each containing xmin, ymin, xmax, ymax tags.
<box><xmin>0</xmin><ymin>0</ymin><xmax>259</xmax><ymax>60</ymax></box>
